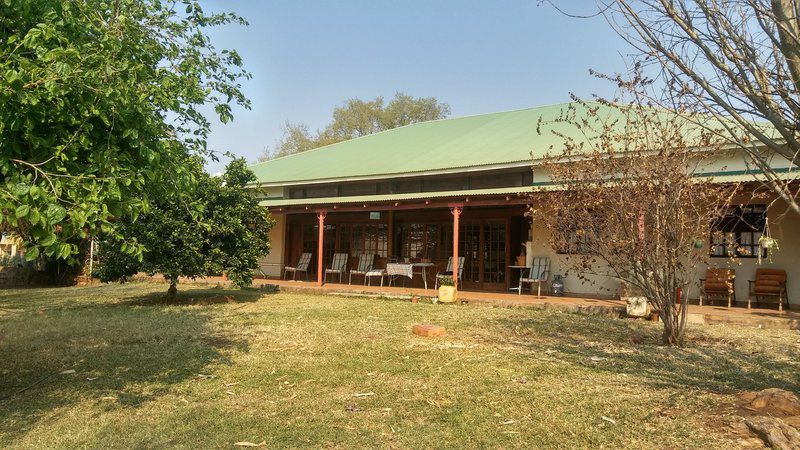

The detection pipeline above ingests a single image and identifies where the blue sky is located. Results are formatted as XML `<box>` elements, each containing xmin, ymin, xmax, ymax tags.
<box><xmin>201</xmin><ymin>0</ymin><xmax>631</xmax><ymax>173</ymax></box>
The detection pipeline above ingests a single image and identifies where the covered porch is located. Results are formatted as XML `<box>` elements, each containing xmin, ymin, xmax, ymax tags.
<box><xmin>263</xmin><ymin>278</ymin><xmax>800</xmax><ymax>330</ymax></box>
<box><xmin>276</xmin><ymin>193</ymin><xmax>537</xmax><ymax>294</ymax></box>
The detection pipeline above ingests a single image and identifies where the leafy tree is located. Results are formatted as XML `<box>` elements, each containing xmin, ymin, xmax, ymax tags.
<box><xmin>95</xmin><ymin>158</ymin><xmax>274</xmax><ymax>296</ymax></box>
<box><xmin>0</xmin><ymin>0</ymin><xmax>251</xmax><ymax>265</ymax></box>
<box><xmin>260</xmin><ymin>92</ymin><xmax>450</xmax><ymax>160</ymax></box>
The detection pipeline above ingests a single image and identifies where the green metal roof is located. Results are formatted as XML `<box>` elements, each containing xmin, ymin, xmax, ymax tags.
<box><xmin>250</xmin><ymin>102</ymin><xmax>602</xmax><ymax>185</ymax></box>
<box><xmin>250</xmin><ymin>101</ymin><xmax>778</xmax><ymax>186</ymax></box>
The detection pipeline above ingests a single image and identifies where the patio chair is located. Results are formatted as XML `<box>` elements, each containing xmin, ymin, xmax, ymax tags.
<box><xmin>699</xmin><ymin>268</ymin><xmax>736</xmax><ymax>307</ymax></box>
<box><xmin>283</xmin><ymin>253</ymin><xmax>312</xmax><ymax>281</ymax></box>
<box><xmin>349</xmin><ymin>253</ymin><xmax>375</xmax><ymax>285</ymax></box>
<box><xmin>748</xmin><ymin>268</ymin><xmax>788</xmax><ymax>311</ymax></box>
<box><xmin>519</xmin><ymin>257</ymin><xmax>550</xmax><ymax>296</ymax></box>
<box><xmin>365</xmin><ymin>267</ymin><xmax>386</xmax><ymax>286</ymax></box>
<box><xmin>325</xmin><ymin>253</ymin><xmax>349</xmax><ymax>283</ymax></box>
<box><xmin>434</xmin><ymin>256</ymin><xmax>465</xmax><ymax>289</ymax></box>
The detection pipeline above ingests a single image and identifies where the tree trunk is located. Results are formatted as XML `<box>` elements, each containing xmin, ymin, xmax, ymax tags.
<box><xmin>167</xmin><ymin>282</ymin><xmax>177</xmax><ymax>298</ymax></box>
<box><xmin>660</xmin><ymin>303</ymin><xmax>686</xmax><ymax>346</ymax></box>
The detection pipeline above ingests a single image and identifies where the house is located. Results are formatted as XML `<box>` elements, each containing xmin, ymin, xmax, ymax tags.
<box><xmin>249</xmin><ymin>102</ymin><xmax>799</xmax><ymax>309</ymax></box>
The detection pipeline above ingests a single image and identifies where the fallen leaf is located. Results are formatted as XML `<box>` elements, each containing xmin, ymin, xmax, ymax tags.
<box><xmin>346</xmin><ymin>404</ymin><xmax>361</xmax><ymax>412</ymax></box>
<box><xmin>544</xmin><ymin>349</ymin><xmax>558</xmax><ymax>355</ymax></box>
<box><xmin>353</xmin><ymin>392</ymin><xmax>375</xmax><ymax>398</ymax></box>
<box><xmin>601</xmin><ymin>416</ymin><xmax>617</xmax><ymax>425</ymax></box>
<box><xmin>86</xmin><ymin>377</ymin><xmax>98</xmax><ymax>381</ymax></box>
<box><xmin>60</xmin><ymin>369</ymin><xmax>76</xmax><ymax>375</ymax></box>
<box><xmin>590</xmin><ymin>356</ymin><xmax>605</xmax><ymax>363</ymax></box>
<box><xmin>224</xmin><ymin>382</ymin><xmax>239</xmax><ymax>387</ymax></box>
<box><xmin>500</xmin><ymin>420</ymin><xmax>516</xmax><ymax>425</ymax></box>
<box><xmin>226</xmin><ymin>391</ymin><xmax>235</xmax><ymax>396</ymax></box>
<box><xmin>100</xmin><ymin>396</ymin><xmax>117</xmax><ymax>401</ymax></box>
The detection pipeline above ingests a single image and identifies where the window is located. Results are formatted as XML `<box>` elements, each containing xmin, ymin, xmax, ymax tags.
<box><xmin>395</xmin><ymin>180</ymin><xmax>422</xmax><ymax>194</ymax></box>
<box><xmin>340</xmin><ymin>183</ymin><xmax>377</xmax><ymax>196</ymax></box>
<box><xmin>304</xmin><ymin>185</ymin><xmax>338</xmax><ymax>198</ymax></box>
<box><xmin>555</xmin><ymin>216</ymin><xmax>597</xmax><ymax>255</ymax></box>
<box><xmin>710</xmin><ymin>205</ymin><xmax>767</xmax><ymax>258</ymax></box>
<box><xmin>338</xmin><ymin>223</ymin><xmax>388</xmax><ymax>258</ymax></box>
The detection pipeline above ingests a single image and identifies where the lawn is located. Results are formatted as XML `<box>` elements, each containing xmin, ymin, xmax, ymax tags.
<box><xmin>0</xmin><ymin>283</ymin><xmax>797</xmax><ymax>448</ymax></box>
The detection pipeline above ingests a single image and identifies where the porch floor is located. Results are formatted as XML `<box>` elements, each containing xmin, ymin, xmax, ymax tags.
<box><xmin>265</xmin><ymin>279</ymin><xmax>799</xmax><ymax>330</ymax></box>
<box><xmin>133</xmin><ymin>273</ymin><xmax>798</xmax><ymax>330</ymax></box>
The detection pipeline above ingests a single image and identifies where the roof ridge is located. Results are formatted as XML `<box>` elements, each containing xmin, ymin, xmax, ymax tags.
<box><xmin>249</xmin><ymin>100</ymin><xmax>589</xmax><ymax>168</ymax></box>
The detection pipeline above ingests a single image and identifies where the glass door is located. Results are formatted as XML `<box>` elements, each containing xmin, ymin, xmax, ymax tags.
<box><xmin>482</xmin><ymin>220</ymin><xmax>508</xmax><ymax>290</ymax></box>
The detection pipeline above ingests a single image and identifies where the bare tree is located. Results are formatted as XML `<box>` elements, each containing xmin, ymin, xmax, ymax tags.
<box><xmin>533</xmin><ymin>93</ymin><xmax>739</xmax><ymax>346</ymax></box>
<box><xmin>593</xmin><ymin>0</ymin><xmax>800</xmax><ymax>214</ymax></box>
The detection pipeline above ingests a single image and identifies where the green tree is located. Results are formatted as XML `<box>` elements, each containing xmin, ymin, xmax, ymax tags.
<box><xmin>0</xmin><ymin>0</ymin><xmax>251</xmax><ymax>265</ymax></box>
<box><xmin>260</xmin><ymin>92</ymin><xmax>450</xmax><ymax>160</ymax></box>
<box><xmin>95</xmin><ymin>158</ymin><xmax>273</xmax><ymax>296</ymax></box>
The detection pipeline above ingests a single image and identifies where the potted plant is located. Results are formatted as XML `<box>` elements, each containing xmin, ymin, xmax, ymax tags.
<box><xmin>437</xmin><ymin>275</ymin><xmax>457</xmax><ymax>304</ymax></box>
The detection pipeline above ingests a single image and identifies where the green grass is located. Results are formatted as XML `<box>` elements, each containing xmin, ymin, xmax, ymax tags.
<box><xmin>0</xmin><ymin>283</ymin><xmax>798</xmax><ymax>448</ymax></box>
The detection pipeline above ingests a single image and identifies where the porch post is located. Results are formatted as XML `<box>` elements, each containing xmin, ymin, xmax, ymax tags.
<box><xmin>450</xmin><ymin>204</ymin><xmax>463</xmax><ymax>291</ymax></box>
<box><xmin>317</xmin><ymin>210</ymin><xmax>327</xmax><ymax>286</ymax></box>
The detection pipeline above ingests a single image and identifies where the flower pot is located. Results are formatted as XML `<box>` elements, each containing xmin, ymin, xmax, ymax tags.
<box><xmin>438</xmin><ymin>285</ymin><xmax>457</xmax><ymax>304</ymax></box>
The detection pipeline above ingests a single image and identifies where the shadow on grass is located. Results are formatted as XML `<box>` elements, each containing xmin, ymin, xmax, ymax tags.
<box><xmin>491</xmin><ymin>312</ymin><xmax>799</xmax><ymax>395</ymax></box>
<box><xmin>118</xmin><ymin>286</ymin><xmax>269</xmax><ymax>306</ymax></box>
<box><xmin>0</xmin><ymin>285</ymin><xmax>259</xmax><ymax>442</ymax></box>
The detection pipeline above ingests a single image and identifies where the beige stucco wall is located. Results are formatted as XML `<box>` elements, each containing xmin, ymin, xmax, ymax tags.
<box><xmin>528</xmin><ymin>197</ymin><xmax>799</xmax><ymax>306</ymax></box>
<box><xmin>258</xmin><ymin>212</ymin><xmax>285</xmax><ymax>278</ymax></box>
<box><xmin>699</xmin><ymin>200</ymin><xmax>799</xmax><ymax>306</ymax></box>
<box><xmin>528</xmin><ymin>219</ymin><xmax>621</xmax><ymax>298</ymax></box>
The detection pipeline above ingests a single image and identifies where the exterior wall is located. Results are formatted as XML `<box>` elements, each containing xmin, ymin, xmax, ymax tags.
<box><xmin>528</xmin><ymin>197</ymin><xmax>800</xmax><ymax>307</ymax></box>
<box><xmin>258</xmin><ymin>212</ymin><xmax>285</xmax><ymax>278</ymax></box>
<box><xmin>701</xmin><ymin>199</ymin><xmax>799</xmax><ymax>306</ymax></box>
<box><xmin>529</xmin><ymin>219</ymin><xmax>620</xmax><ymax>298</ymax></box>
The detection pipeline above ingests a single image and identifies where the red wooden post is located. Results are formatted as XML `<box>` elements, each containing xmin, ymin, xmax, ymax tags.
<box><xmin>450</xmin><ymin>205</ymin><xmax>463</xmax><ymax>291</ymax></box>
<box><xmin>317</xmin><ymin>210</ymin><xmax>327</xmax><ymax>286</ymax></box>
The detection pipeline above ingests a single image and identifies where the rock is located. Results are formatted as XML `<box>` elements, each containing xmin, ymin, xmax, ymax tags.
<box><xmin>745</xmin><ymin>416</ymin><xmax>800</xmax><ymax>450</ymax></box>
<box><xmin>787</xmin><ymin>417</ymin><xmax>800</xmax><ymax>428</ymax></box>
<box><xmin>624</xmin><ymin>297</ymin><xmax>651</xmax><ymax>318</ymax></box>
<box><xmin>740</xmin><ymin>389</ymin><xmax>800</xmax><ymax>417</ymax></box>
<box><xmin>412</xmin><ymin>324</ymin><xmax>445</xmax><ymax>337</ymax></box>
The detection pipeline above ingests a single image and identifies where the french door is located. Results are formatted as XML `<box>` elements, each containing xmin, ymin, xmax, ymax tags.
<box><xmin>460</xmin><ymin>219</ymin><xmax>508</xmax><ymax>291</ymax></box>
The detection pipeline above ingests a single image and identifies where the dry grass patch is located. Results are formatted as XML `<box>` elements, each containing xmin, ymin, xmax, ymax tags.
<box><xmin>0</xmin><ymin>283</ymin><xmax>797</xmax><ymax>448</ymax></box>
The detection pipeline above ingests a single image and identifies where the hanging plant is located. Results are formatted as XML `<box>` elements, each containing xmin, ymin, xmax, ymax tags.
<box><xmin>757</xmin><ymin>217</ymin><xmax>778</xmax><ymax>264</ymax></box>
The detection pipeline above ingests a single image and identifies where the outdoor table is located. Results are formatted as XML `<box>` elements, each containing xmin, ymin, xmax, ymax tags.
<box><xmin>386</xmin><ymin>263</ymin><xmax>413</xmax><ymax>287</ymax></box>
<box><xmin>386</xmin><ymin>262</ymin><xmax>436</xmax><ymax>289</ymax></box>
<box><xmin>508</xmin><ymin>265</ymin><xmax>530</xmax><ymax>294</ymax></box>
<box><xmin>412</xmin><ymin>262</ymin><xmax>436</xmax><ymax>290</ymax></box>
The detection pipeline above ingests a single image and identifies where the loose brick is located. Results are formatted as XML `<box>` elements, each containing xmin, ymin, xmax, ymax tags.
<box><xmin>412</xmin><ymin>323</ymin><xmax>446</xmax><ymax>337</ymax></box>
